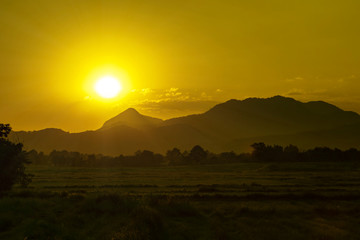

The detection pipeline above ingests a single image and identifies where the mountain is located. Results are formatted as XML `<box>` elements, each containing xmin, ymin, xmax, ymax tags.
<box><xmin>163</xmin><ymin>96</ymin><xmax>360</xmax><ymax>140</ymax></box>
<box><xmin>11</xmin><ymin>109</ymin><xmax>213</xmax><ymax>155</ymax></box>
<box><xmin>10</xmin><ymin>96</ymin><xmax>360</xmax><ymax>155</ymax></box>
<box><xmin>101</xmin><ymin>108</ymin><xmax>163</xmax><ymax>130</ymax></box>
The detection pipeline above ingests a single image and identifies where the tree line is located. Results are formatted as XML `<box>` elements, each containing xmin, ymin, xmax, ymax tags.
<box><xmin>25</xmin><ymin>143</ymin><xmax>360</xmax><ymax>167</ymax></box>
<box><xmin>27</xmin><ymin>145</ymin><xmax>249</xmax><ymax>167</ymax></box>
<box><xmin>2</xmin><ymin>122</ymin><xmax>360</xmax><ymax>193</ymax></box>
<box><xmin>3</xmin><ymin>121</ymin><xmax>360</xmax><ymax>169</ymax></box>
<box><xmin>250</xmin><ymin>142</ymin><xmax>360</xmax><ymax>162</ymax></box>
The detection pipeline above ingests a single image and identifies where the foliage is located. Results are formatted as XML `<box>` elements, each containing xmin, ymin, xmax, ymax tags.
<box><xmin>0</xmin><ymin>124</ymin><xmax>33</xmax><ymax>193</ymax></box>
<box><xmin>0</xmin><ymin>124</ymin><xmax>11</xmax><ymax>138</ymax></box>
<box><xmin>188</xmin><ymin>145</ymin><xmax>207</xmax><ymax>164</ymax></box>
<box><xmin>166</xmin><ymin>148</ymin><xmax>184</xmax><ymax>165</ymax></box>
<box><xmin>24</xmin><ymin>142</ymin><xmax>360</xmax><ymax>167</ymax></box>
<box><xmin>251</xmin><ymin>142</ymin><xmax>360</xmax><ymax>162</ymax></box>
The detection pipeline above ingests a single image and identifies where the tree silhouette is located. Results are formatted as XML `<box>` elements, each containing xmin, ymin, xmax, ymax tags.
<box><xmin>251</xmin><ymin>142</ymin><xmax>267</xmax><ymax>161</ymax></box>
<box><xmin>133</xmin><ymin>150</ymin><xmax>163</xmax><ymax>166</ymax></box>
<box><xmin>284</xmin><ymin>144</ymin><xmax>300</xmax><ymax>161</ymax></box>
<box><xmin>0</xmin><ymin>124</ymin><xmax>11</xmax><ymax>138</ymax></box>
<box><xmin>0</xmin><ymin>124</ymin><xmax>33</xmax><ymax>193</ymax></box>
<box><xmin>251</xmin><ymin>142</ymin><xmax>284</xmax><ymax>161</ymax></box>
<box><xmin>189</xmin><ymin>145</ymin><xmax>207</xmax><ymax>164</ymax></box>
<box><xmin>166</xmin><ymin>148</ymin><xmax>184</xmax><ymax>165</ymax></box>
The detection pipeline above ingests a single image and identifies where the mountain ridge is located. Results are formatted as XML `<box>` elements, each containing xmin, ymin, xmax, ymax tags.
<box><xmin>9</xmin><ymin>96</ymin><xmax>360</xmax><ymax>155</ymax></box>
<box><xmin>101</xmin><ymin>107</ymin><xmax>163</xmax><ymax>130</ymax></box>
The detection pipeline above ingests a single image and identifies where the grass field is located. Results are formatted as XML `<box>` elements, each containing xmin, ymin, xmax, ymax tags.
<box><xmin>1</xmin><ymin>162</ymin><xmax>360</xmax><ymax>239</ymax></box>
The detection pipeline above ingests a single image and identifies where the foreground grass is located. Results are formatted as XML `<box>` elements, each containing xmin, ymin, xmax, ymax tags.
<box><xmin>1</xmin><ymin>162</ymin><xmax>360</xmax><ymax>239</ymax></box>
<box><xmin>1</xmin><ymin>192</ymin><xmax>360</xmax><ymax>240</ymax></box>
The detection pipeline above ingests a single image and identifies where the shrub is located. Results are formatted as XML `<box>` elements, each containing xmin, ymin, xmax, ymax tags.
<box><xmin>0</xmin><ymin>124</ymin><xmax>33</xmax><ymax>193</ymax></box>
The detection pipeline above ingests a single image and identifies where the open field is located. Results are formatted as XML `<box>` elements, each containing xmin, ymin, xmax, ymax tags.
<box><xmin>1</xmin><ymin>162</ymin><xmax>360</xmax><ymax>239</ymax></box>
<box><xmin>26</xmin><ymin>162</ymin><xmax>360</xmax><ymax>196</ymax></box>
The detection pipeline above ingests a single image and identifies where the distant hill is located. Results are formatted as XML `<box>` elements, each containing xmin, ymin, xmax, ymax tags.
<box><xmin>164</xmin><ymin>96</ymin><xmax>360</xmax><ymax>140</ymax></box>
<box><xmin>101</xmin><ymin>108</ymin><xmax>163</xmax><ymax>130</ymax></box>
<box><xmin>10</xmin><ymin>96</ymin><xmax>360</xmax><ymax>155</ymax></box>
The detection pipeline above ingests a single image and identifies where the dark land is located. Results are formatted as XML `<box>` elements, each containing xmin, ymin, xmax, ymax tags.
<box><xmin>2</xmin><ymin>96</ymin><xmax>360</xmax><ymax>239</ymax></box>
<box><xmin>1</xmin><ymin>161</ymin><xmax>360</xmax><ymax>240</ymax></box>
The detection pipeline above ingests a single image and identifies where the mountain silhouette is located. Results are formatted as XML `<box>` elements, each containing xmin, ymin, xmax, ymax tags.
<box><xmin>10</xmin><ymin>96</ymin><xmax>360</xmax><ymax>155</ymax></box>
<box><xmin>163</xmin><ymin>96</ymin><xmax>360</xmax><ymax>140</ymax></box>
<box><xmin>101</xmin><ymin>108</ymin><xmax>163</xmax><ymax>130</ymax></box>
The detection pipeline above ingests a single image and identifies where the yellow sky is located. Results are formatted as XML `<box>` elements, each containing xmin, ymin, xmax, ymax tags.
<box><xmin>1</xmin><ymin>0</ymin><xmax>360</xmax><ymax>132</ymax></box>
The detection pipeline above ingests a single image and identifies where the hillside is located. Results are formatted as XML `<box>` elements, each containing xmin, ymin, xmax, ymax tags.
<box><xmin>10</xmin><ymin>96</ymin><xmax>360</xmax><ymax>155</ymax></box>
<box><xmin>101</xmin><ymin>108</ymin><xmax>163</xmax><ymax>130</ymax></box>
<box><xmin>163</xmin><ymin>96</ymin><xmax>360</xmax><ymax>140</ymax></box>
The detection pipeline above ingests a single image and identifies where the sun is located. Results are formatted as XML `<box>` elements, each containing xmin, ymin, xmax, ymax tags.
<box><xmin>94</xmin><ymin>76</ymin><xmax>122</xmax><ymax>98</ymax></box>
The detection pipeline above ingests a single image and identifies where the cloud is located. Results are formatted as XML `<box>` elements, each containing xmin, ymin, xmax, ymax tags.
<box><xmin>216</xmin><ymin>89</ymin><xmax>223</xmax><ymax>93</ymax></box>
<box><xmin>128</xmin><ymin>88</ymin><xmax>220</xmax><ymax>103</ymax></box>
<box><xmin>167</xmin><ymin>88</ymin><xmax>179</xmax><ymax>92</ymax></box>
<box><xmin>285</xmin><ymin>88</ymin><xmax>305</xmax><ymax>96</ymax></box>
<box><xmin>283</xmin><ymin>88</ymin><xmax>329</xmax><ymax>99</ymax></box>
<box><xmin>122</xmin><ymin>88</ymin><xmax>223</xmax><ymax>119</ymax></box>
<box><xmin>285</xmin><ymin>76</ymin><xmax>304</xmax><ymax>83</ymax></box>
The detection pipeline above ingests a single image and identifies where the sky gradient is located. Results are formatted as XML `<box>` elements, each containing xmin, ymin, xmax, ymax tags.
<box><xmin>1</xmin><ymin>0</ymin><xmax>360</xmax><ymax>132</ymax></box>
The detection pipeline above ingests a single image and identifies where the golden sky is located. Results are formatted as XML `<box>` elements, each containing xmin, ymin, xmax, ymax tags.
<box><xmin>1</xmin><ymin>0</ymin><xmax>360</xmax><ymax>132</ymax></box>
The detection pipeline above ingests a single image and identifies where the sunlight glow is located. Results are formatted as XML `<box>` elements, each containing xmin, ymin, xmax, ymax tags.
<box><xmin>94</xmin><ymin>76</ymin><xmax>122</xmax><ymax>98</ymax></box>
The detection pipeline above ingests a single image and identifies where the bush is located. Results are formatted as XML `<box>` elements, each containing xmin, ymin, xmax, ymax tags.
<box><xmin>0</xmin><ymin>124</ymin><xmax>33</xmax><ymax>193</ymax></box>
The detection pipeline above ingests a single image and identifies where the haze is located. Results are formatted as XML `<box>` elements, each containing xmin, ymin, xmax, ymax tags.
<box><xmin>1</xmin><ymin>0</ymin><xmax>360</xmax><ymax>132</ymax></box>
